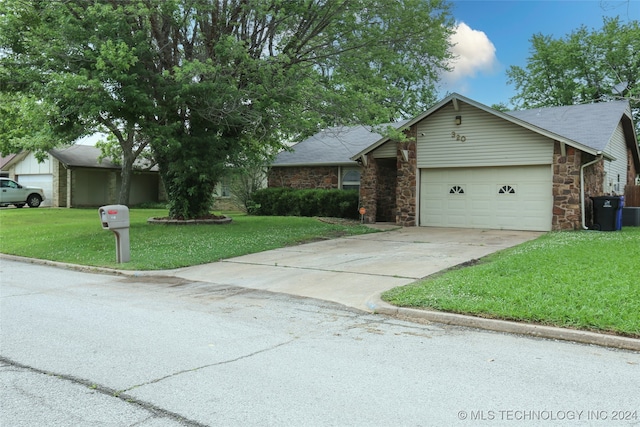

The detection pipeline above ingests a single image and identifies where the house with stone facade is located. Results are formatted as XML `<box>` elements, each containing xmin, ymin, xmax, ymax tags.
<box><xmin>2</xmin><ymin>145</ymin><xmax>163</xmax><ymax>207</ymax></box>
<box><xmin>269</xmin><ymin>93</ymin><xmax>639</xmax><ymax>231</ymax></box>
<box><xmin>268</xmin><ymin>121</ymin><xmax>409</xmax><ymax>193</ymax></box>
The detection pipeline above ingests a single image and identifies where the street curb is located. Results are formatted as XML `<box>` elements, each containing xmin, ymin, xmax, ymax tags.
<box><xmin>5</xmin><ymin>254</ymin><xmax>638</xmax><ymax>352</ymax></box>
<box><xmin>368</xmin><ymin>295</ymin><xmax>640</xmax><ymax>352</ymax></box>
<box><xmin>0</xmin><ymin>254</ymin><xmax>174</xmax><ymax>278</ymax></box>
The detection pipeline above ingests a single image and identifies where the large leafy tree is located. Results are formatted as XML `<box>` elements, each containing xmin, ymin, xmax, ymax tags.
<box><xmin>1</xmin><ymin>0</ymin><xmax>454</xmax><ymax>218</ymax></box>
<box><xmin>1</xmin><ymin>1</ymin><xmax>157</xmax><ymax>203</ymax></box>
<box><xmin>507</xmin><ymin>17</ymin><xmax>640</xmax><ymax>131</ymax></box>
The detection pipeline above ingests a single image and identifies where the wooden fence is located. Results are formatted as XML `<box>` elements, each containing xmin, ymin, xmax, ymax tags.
<box><xmin>625</xmin><ymin>185</ymin><xmax>640</xmax><ymax>207</ymax></box>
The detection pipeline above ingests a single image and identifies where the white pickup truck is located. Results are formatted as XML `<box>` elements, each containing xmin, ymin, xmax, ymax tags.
<box><xmin>0</xmin><ymin>178</ymin><xmax>46</xmax><ymax>208</ymax></box>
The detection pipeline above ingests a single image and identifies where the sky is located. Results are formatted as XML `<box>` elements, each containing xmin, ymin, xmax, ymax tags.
<box><xmin>440</xmin><ymin>0</ymin><xmax>639</xmax><ymax>108</ymax></box>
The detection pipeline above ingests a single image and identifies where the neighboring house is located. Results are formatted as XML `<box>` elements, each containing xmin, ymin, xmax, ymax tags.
<box><xmin>269</xmin><ymin>93</ymin><xmax>640</xmax><ymax>231</ymax></box>
<box><xmin>0</xmin><ymin>154</ymin><xmax>16</xmax><ymax>178</ymax></box>
<box><xmin>2</xmin><ymin>145</ymin><xmax>164</xmax><ymax>207</ymax></box>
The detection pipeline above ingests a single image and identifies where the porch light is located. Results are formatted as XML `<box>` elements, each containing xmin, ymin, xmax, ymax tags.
<box><xmin>455</xmin><ymin>115</ymin><xmax>462</xmax><ymax>125</ymax></box>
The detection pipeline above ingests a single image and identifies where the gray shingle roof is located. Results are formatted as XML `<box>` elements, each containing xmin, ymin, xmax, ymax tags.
<box><xmin>50</xmin><ymin>145</ymin><xmax>120</xmax><ymax>169</ymax></box>
<box><xmin>50</xmin><ymin>145</ymin><xmax>158</xmax><ymax>171</ymax></box>
<box><xmin>272</xmin><ymin>121</ymin><xmax>409</xmax><ymax>166</ymax></box>
<box><xmin>505</xmin><ymin>100</ymin><xmax>630</xmax><ymax>152</ymax></box>
<box><xmin>1</xmin><ymin>154</ymin><xmax>17</xmax><ymax>170</ymax></box>
<box><xmin>276</xmin><ymin>94</ymin><xmax>635</xmax><ymax>167</ymax></box>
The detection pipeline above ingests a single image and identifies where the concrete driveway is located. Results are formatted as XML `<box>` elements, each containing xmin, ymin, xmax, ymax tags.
<box><xmin>171</xmin><ymin>226</ymin><xmax>543</xmax><ymax>312</ymax></box>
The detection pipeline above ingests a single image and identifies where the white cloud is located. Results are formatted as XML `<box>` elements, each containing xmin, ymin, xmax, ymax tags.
<box><xmin>443</xmin><ymin>22</ymin><xmax>498</xmax><ymax>84</ymax></box>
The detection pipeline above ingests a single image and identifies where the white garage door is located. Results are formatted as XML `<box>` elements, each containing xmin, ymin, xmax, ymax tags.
<box><xmin>420</xmin><ymin>166</ymin><xmax>552</xmax><ymax>231</ymax></box>
<box><xmin>16</xmin><ymin>174</ymin><xmax>53</xmax><ymax>207</ymax></box>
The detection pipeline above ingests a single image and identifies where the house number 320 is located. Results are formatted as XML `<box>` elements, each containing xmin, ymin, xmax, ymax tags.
<box><xmin>451</xmin><ymin>131</ymin><xmax>467</xmax><ymax>142</ymax></box>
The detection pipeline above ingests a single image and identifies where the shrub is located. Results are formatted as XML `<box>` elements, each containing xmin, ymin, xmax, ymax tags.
<box><xmin>250</xmin><ymin>188</ymin><xmax>359</xmax><ymax>219</ymax></box>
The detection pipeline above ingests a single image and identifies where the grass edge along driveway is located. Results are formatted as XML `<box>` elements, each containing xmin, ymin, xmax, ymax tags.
<box><xmin>382</xmin><ymin>228</ymin><xmax>640</xmax><ymax>338</ymax></box>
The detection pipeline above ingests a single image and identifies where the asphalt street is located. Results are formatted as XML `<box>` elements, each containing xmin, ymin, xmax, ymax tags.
<box><xmin>1</xmin><ymin>259</ymin><xmax>639</xmax><ymax>426</ymax></box>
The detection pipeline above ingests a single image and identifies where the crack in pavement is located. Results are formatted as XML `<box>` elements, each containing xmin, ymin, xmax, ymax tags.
<box><xmin>0</xmin><ymin>356</ymin><xmax>209</xmax><ymax>427</ymax></box>
<box><xmin>121</xmin><ymin>338</ymin><xmax>297</xmax><ymax>394</ymax></box>
<box><xmin>218</xmin><ymin>259</ymin><xmax>418</xmax><ymax>279</ymax></box>
<box><xmin>2</xmin><ymin>337</ymin><xmax>298</xmax><ymax>423</ymax></box>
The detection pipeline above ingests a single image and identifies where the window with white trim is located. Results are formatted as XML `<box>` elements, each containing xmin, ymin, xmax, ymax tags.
<box><xmin>341</xmin><ymin>168</ymin><xmax>361</xmax><ymax>190</ymax></box>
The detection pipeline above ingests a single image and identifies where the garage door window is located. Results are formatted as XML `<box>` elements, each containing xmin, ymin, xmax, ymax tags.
<box><xmin>498</xmin><ymin>185</ymin><xmax>516</xmax><ymax>194</ymax></box>
<box><xmin>449</xmin><ymin>185</ymin><xmax>465</xmax><ymax>194</ymax></box>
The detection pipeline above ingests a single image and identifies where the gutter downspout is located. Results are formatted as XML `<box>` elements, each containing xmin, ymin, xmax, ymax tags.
<box><xmin>580</xmin><ymin>153</ymin><xmax>603</xmax><ymax>230</ymax></box>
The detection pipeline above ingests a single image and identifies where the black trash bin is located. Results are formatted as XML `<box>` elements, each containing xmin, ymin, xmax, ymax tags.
<box><xmin>591</xmin><ymin>196</ymin><xmax>624</xmax><ymax>231</ymax></box>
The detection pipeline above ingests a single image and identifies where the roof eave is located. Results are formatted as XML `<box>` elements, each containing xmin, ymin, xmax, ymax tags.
<box><xmin>270</xmin><ymin>161</ymin><xmax>359</xmax><ymax>168</ymax></box>
<box><xmin>1</xmin><ymin>151</ymin><xmax>30</xmax><ymax>170</ymax></box>
<box><xmin>621</xmin><ymin>112</ymin><xmax>640</xmax><ymax>169</ymax></box>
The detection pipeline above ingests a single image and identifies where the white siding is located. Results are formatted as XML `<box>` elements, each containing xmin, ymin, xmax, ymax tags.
<box><xmin>417</xmin><ymin>102</ymin><xmax>554</xmax><ymax>168</ymax></box>
<box><xmin>13</xmin><ymin>152</ymin><xmax>54</xmax><ymax>174</ymax></box>
<box><xmin>603</xmin><ymin>121</ymin><xmax>629</xmax><ymax>195</ymax></box>
<box><xmin>13</xmin><ymin>153</ymin><xmax>54</xmax><ymax>207</ymax></box>
<box><xmin>372</xmin><ymin>141</ymin><xmax>396</xmax><ymax>158</ymax></box>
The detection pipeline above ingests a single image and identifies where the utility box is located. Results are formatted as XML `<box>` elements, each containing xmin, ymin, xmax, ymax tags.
<box><xmin>98</xmin><ymin>205</ymin><xmax>130</xmax><ymax>263</ymax></box>
<box><xmin>622</xmin><ymin>207</ymin><xmax>640</xmax><ymax>227</ymax></box>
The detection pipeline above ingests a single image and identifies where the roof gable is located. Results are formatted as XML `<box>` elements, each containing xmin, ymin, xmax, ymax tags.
<box><xmin>49</xmin><ymin>145</ymin><xmax>158</xmax><ymax>171</ymax></box>
<box><xmin>353</xmin><ymin>93</ymin><xmax>637</xmax><ymax>161</ymax></box>
<box><xmin>1</xmin><ymin>154</ymin><xmax>18</xmax><ymax>170</ymax></box>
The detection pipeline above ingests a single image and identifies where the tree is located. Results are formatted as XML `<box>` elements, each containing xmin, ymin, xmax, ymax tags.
<box><xmin>1</xmin><ymin>0</ymin><xmax>454</xmax><ymax>219</ymax></box>
<box><xmin>490</xmin><ymin>103</ymin><xmax>510</xmax><ymax>112</ymax></box>
<box><xmin>228</xmin><ymin>151</ymin><xmax>271</xmax><ymax>213</ymax></box>
<box><xmin>507</xmin><ymin>17</ymin><xmax>640</xmax><ymax>130</ymax></box>
<box><xmin>0</xmin><ymin>94</ymin><xmax>60</xmax><ymax>161</ymax></box>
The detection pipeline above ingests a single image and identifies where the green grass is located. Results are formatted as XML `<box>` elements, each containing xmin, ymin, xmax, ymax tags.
<box><xmin>0</xmin><ymin>208</ymin><xmax>376</xmax><ymax>270</ymax></box>
<box><xmin>382</xmin><ymin>228</ymin><xmax>640</xmax><ymax>337</ymax></box>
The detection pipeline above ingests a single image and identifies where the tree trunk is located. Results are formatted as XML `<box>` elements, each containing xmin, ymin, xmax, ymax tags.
<box><xmin>118</xmin><ymin>152</ymin><xmax>135</xmax><ymax>206</ymax></box>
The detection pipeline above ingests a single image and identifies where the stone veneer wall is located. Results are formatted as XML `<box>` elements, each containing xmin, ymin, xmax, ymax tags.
<box><xmin>52</xmin><ymin>158</ymin><xmax>67</xmax><ymax>207</ymax></box>
<box><xmin>396</xmin><ymin>132</ymin><xmax>417</xmax><ymax>226</ymax></box>
<box><xmin>552</xmin><ymin>143</ymin><xmax>581</xmax><ymax>230</ymax></box>
<box><xmin>359</xmin><ymin>156</ymin><xmax>378</xmax><ymax>223</ymax></box>
<box><xmin>359</xmin><ymin>125</ymin><xmax>418</xmax><ymax>226</ymax></box>
<box><xmin>553</xmin><ymin>142</ymin><xmax>606</xmax><ymax>230</ymax></box>
<box><xmin>268</xmin><ymin>166</ymin><xmax>339</xmax><ymax>189</ymax></box>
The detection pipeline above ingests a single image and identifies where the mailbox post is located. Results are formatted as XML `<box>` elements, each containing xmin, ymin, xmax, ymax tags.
<box><xmin>98</xmin><ymin>205</ymin><xmax>130</xmax><ymax>263</ymax></box>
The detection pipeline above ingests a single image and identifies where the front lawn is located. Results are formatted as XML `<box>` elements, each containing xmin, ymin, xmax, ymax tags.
<box><xmin>0</xmin><ymin>208</ymin><xmax>375</xmax><ymax>270</ymax></box>
<box><xmin>382</xmin><ymin>228</ymin><xmax>640</xmax><ymax>337</ymax></box>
